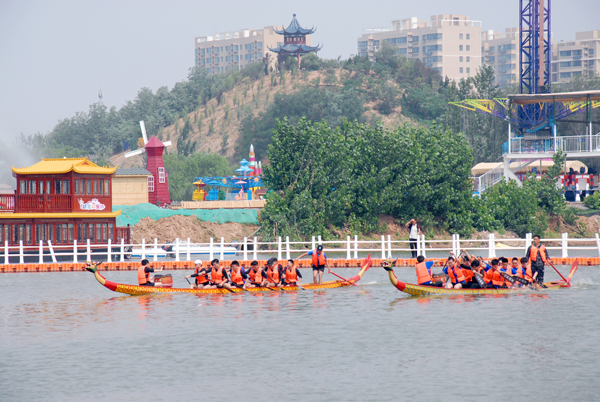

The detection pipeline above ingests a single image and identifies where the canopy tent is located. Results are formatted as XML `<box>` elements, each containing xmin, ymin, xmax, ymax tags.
<box><xmin>471</xmin><ymin>160</ymin><xmax>588</xmax><ymax>176</ymax></box>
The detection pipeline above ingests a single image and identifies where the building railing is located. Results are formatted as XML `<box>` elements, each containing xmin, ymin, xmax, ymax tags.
<box><xmin>2</xmin><ymin>232</ymin><xmax>599</xmax><ymax>265</ymax></box>
<box><xmin>0</xmin><ymin>194</ymin><xmax>15</xmax><ymax>212</ymax></box>
<box><xmin>15</xmin><ymin>194</ymin><xmax>72</xmax><ymax>213</ymax></box>
<box><xmin>507</xmin><ymin>134</ymin><xmax>600</xmax><ymax>155</ymax></box>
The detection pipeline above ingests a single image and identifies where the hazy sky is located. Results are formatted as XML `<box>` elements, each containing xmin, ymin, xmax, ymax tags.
<box><xmin>1</xmin><ymin>0</ymin><xmax>598</xmax><ymax>143</ymax></box>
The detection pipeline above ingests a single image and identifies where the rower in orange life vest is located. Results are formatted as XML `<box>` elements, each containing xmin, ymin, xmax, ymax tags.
<box><xmin>246</xmin><ymin>261</ymin><xmax>266</xmax><ymax>288</ymax></box>
<box><xmin>263</xmin><ymin>257</ymin><xmax>284</xmax><ymax>286</ymax></box>
<box><xmin>137</xmin><ymin>259</ymin><xmax>164</xmax><ymax>287</ymax></box>
<box><xmin>525</xmin><ymin>235</ymin><xmax>551</xmax><ymax>283</ymax></box>
<box><xmin>185</xmin><ymin>259</ymin><xmax>211</xmax><ymax>289</ymax></box>
<box><xmin>482</xmin><ymin>258</ymin><xmax>508</xmax><ymax>288</ymax></box>
<box><xmin>415</xmin><ymin>255</ymin><xmax>443</xmax><ymax>287</ymax></box>
<box><xmin>207</xmin><ymin>258</ymin><xmax>233</xmax><ymax>289</ymax></box>
<box><xmin>229</xmin><ymin>260</ymin><xmax>249</xmax><ymax>289</ymax></box>
<box><xmin>296</xmin><ymin>244</ymin><xmax>328</xmax><ymax>284</ymax></box>
<box><xmin>283</xmin><ymin>259</ymin><xmax>303</xmax><ymax>286</ymax></box>
<box><xmin>515</xmin><ymin>257</ymin><xmax>535</xmax><ymax>285</ymax></box>
<box><xmin>443</xmin><ymin>256</ymin><xmax>466</xmax><ymax>289</ymax></box>
<box><xmin>499</xmin><ymin>257</ymin><xmax>515</xmax><ymax>287</ymax></box>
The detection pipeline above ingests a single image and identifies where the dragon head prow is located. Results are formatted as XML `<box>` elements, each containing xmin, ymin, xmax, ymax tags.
<box><xmin>381</xmin><ymin>258</ymin><xmax>397</xmax><ymax>271</ymax></box>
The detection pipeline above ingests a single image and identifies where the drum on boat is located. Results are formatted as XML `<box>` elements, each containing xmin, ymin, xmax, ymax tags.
<box><xmin>154</xmin><ymin>274</ymin><xmax>173</xmax><ymax>288</ymax></box>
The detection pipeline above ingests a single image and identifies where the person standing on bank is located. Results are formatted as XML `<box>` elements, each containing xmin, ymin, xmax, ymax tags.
<box><xmin>405</xmin><ymin>218</ymin><xmax>421</xmax><ymax>258</ymax></box>
<box><xmin>525</xmin><ymin>235</ymin><xmax>551</xmax><ymax>283</ymax></box>
<box><xmin>296</xmin><ymin>244</ymin><xmax>328</xmax><ymax>284</ymax></box>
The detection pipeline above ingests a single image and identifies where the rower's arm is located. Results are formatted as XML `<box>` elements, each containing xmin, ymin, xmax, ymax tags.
<box><xmin>296</xmin><ymin>252</ymin><xmax>308</xmax><ymax>260</ymax></box>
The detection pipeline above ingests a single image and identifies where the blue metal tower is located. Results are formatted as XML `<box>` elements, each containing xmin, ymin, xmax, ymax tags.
<box><xmin>518</xmin><ymin>0</ymin><xmax>552</xmax><ymax>134</ymax></box>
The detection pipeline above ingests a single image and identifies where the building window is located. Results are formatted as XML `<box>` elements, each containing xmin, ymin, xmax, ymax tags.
<box><xmin>459</xmin><ymin>45</ymin><xmax>463</xmax><ymax>51</ymax></box>
<box><xmin>96</xmin><ymin>225</ymin><xmax>102</xmax><ymax>244</ymax></box>
<box><xmin>489</xmin><ymin>46</ymin><xmax>495</xmax><ymax>53</ymax></box>
<box><xmin>466</xmin><ymin>45</ymin><xmax>470</xmax><ymax>51</ymax></box>
<box><xmin>559</xmin><ymin>50</ymin><xmax>571</xmax><ymax>57</ymax></box>
<box><xmin>26</xmin><ymin>224</ymin><xmax>32</xmax><ymax>245</ymax></box>
<box><xmin>102</xmin><ymin>224</ymin><xmax>107</xmax><ymax>242</ymax></box>
<box><xmin>460</xmin><ymin>67</ymin><xmax>464</xmax><ymax>73</ymax></box>
<box><xmin>88</xmin><ymin>224</ymin><xmax>94</xmax><ymax>242</ymax></box>
<box><xmin>459</xmin><ymin>34</ymin><xmax>463</xmax><ymax>40</ymax></box>
<box><xmin>460</xmin><ymin>56</ymin><xmax>463</xmax><ymax>62</ymax></box>
<box><xmin>590</xmin><ymin>60</ymin><xmax>595</xmax><ymax>66</ymax></box>
<box><xmin>69</xmin><ymin>224</ymin><xmax>74</xmax><ymax>242</ymax></box>
<box><xmin>412</xmin><ymin>36</ymin><xmax>418</xmax><ymax>43</ymax></box>
<box><xmin>62</xmin><ymin>224</ymin><xmax>68</xmax><ymax>244</ymax></box>
<box><xmin>19</xmin><ymin>181</ymin><xmax>26</xmax><ymax>194</ymax></box>
<box><xmin>466</xmin><ymin>56</ymin><xmax>470</xmax><ymax>62</ymax></box>
<box><xmin>62</xmin><ymin>180</ymin><xmax>69</xmax><ymax>194</ymax></box>
<box><xmin>412</xmin><ymin>47</ymin><xmax>419</xmax><ymax>54</ymax></box>
<box><xmin>42</xmin><ymin>224</ymin><xmax>47</xmax><ymax>242</ymax></box>
<box><xmin>572</xmin><ymin>60</ymin><xmax>582</xmax><ymax>67</ymax></box>
<box><xmin>35</xmin><ymin>224</ymin><xmax>40</xmax><ymax>244</ymax></box>
<box><xmin>104</xmin><ymin>180</ymin><xmax>110</xmax><ymax>195</ymax></box>
<box><xmin>4</xmin><ymin>225</ymin><xmax>9</xmax><ymax>245</ymax></box>
<box><xmin>589</xmin><ymin>49</ymin><xmax>594</xmax><ymax>56</ymax></box>
<box><xmin>257</xmin><ymin>42</ymin><xmax>263</xmax><ymax>49</ymax></box>
<box><xmin>109</xmin><ymin>223</ymin><xmax>114</xmax><ymax>241</ymax></box>
<box><xmin>234</xmin><ymin>45</ymin><xmax>238</xmax><ymax>51</ymax></box>
<box><xmin>148</xmin><ymin>176</ymin><xmax>155</xmax><ymax>192</ymax></box>
<box><xmin>466</xmin><ymin>67</ymin><xmax>470</xmax><ymax>74</ymax></box>
<box><xmin>397</xmin><ymin>48</ymin><xmax>407</xmax><ymax>55</ymax></box>
<box><xmin>214</xmin><ymin>47</ymin><xmax>219</xmax><ymax>54</ymax></box>
<box><xmin>77</xmin><ymin>224</ymin><xmax>83</xmax><ymax>243</ymax></box>
<box><xmin>158</xmin><ymin>167</ymin><xmax>166</xmax><ymax>183</ymax></box>
<box><xmin>55</xmin><ymin>224</ymin><xmax>61</xmax><ymax>243</ymax></box>
<box><xmin>560</xmin><ymin>61</ymin><xmax>571</xmax><ymax>68</ymax></box>
<box><xmin>29</xmin><ymin>180</ymin><xmax>36</xmax><ymax>194</ymax></box>
<box><xmin>466</xmin><ymin>34</ymin><xmax>470</xmax><ymax>40</ymax></box>
<box><xmin>75</xmin><ymin>179</ymin><xmax>79</xmax><ymax>195</ymax></box>
<box><xmin>560</xmin><ymin>72</ymin><xmax>572</xmax><ymax>79</ymax></box>
<box><xmin>86</xmin><ymin>179</ymin><xmax>91</xmax><ymax>195</ymax></box>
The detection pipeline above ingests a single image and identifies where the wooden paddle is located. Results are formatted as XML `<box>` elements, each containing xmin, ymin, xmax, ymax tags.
<box><xmin>231</xmin><ymin>282</ymin><xmax>251</xmax><ymax>293</ymax></box>
<box><xmin>547</xmin><ymin>261</ymin><xmax>570</xmax><ymax>286</ymax></box>
<box><xmin>327</xmin><ymin>268</ymin><xmax>357</xmax><ymax>286</ymax></box>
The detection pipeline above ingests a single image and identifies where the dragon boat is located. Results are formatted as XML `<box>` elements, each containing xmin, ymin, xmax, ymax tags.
<box><xmin>382</xmin><ymin>259</ymin><xmax>578</xmax><ymax>296</ymax></box>
<box><xmin>85</xmin><ymin>255</ymin><xmax>372</xmax><ymax>296</ymax></box>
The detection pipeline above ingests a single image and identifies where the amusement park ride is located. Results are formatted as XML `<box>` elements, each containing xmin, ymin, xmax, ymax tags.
<box><xmin>452</xmin><ymin>0</ymin><xmax>600</xmax><ymax>196</ymax></box>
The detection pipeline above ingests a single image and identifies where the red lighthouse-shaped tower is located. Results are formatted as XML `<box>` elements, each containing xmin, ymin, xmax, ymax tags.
<box><xmin>145</xmin><ymin>136</ymin><xmax>171</xmax><ymax>206</ymax></box>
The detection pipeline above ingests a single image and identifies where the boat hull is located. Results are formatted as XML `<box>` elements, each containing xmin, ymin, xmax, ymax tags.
<box><xmin>88</xmin><ymin>255</ymin><xmax>372</xmax><ymax>296</ymax></box>
<box><xmin>386</xmin><ymin>260</ymin><xmax>578</xmax><ymax>296</ymax></box>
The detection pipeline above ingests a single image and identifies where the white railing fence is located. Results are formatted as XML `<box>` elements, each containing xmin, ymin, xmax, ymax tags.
<box><xmin>2</xmin><ymin>233</ymin><xmax>600</xmax><ymax>265</ymax></box>
<box><xmin>508</xmin><ymin>133</ymin><xmax>600</xmax><ymax>155</ymax></box>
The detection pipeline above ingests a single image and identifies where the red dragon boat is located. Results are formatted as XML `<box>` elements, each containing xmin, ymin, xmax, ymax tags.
<box><xmin>85</xmin><ymin>255</ymin><xmax>372</xmax><ymax>295</ymax></box>
<box><xmin>383</xmin><ymin>259</ymin><xmax>578</xmax><ymax>296</ymax></box>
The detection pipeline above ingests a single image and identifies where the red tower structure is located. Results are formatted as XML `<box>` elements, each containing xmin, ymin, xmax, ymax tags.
<box><xmin>145</xmin><ymin>136</ymin><xmax>171</xmax><ymax>206</ymax></box>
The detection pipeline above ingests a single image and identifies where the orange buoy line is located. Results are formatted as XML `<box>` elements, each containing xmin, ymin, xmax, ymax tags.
<box><xmin>0</xmin><ymin>257</ymin><xmax>597</xmax><ymax>274</ymax></box>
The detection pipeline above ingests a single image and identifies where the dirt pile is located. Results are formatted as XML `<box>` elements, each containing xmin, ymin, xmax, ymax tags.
<box><xmin>131</xmin><ymin>215</ymin><xmax>259</xmax><ymax>244</ymax></box>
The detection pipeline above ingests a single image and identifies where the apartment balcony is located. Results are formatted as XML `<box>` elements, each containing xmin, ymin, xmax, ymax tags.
<box><xmin>10</xmin><ymin>194</ymin><xmax>73</xmax><ymax>213</ymax></box>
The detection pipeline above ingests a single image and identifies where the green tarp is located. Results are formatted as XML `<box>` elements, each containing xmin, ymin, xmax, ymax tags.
<box><xmin>114</xmin><ymin>203</ymin><xmax>259</xmax><ymax>226</ymax></box>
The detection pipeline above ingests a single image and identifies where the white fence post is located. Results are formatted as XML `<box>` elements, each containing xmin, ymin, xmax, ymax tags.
<box><xmin>209</xmin><ymin>238</ymin><xmax>214</xmax><ymax>261</ymax></box>
<box><xmin>346</xmin><ymin>235</ymin><xmax>352</xmax><ymax>260</ymax></box>
<box><xmin>277</xmin><ymin>236</ymin><xmax>282</xmax><ymax>261</ymax></box>
<box><xmin>48</xmin><ymin>240</ymin><xmax>57</xmax><ymax>263</ymax></box>
<box><xmin>243</xmin><ymin>237</ymin><xmax>248</xmax><ymax>261</ymax></box>
<box><xmin>387</xmin><ymin>235</ymin><xmax>392</xmax><ymax>258</ymax></box>
<box><xmin>220</xmin><ymin>237</ymin><xmax>224</xmax><ymax>260</ymax></box>
<box><xmin>354</xmin><ymin>235</ymin><xmax>358</xmax><ymax>259</ymax></box>
<box><xmin>87</xmin><ymin>239</ymin><xmax>91</xmax><ymax>261</ymax></box>
<box><xmin>421</xmin><ymin>235</ymin><xmax>427</xmax><ymax>258</ymax></box>
<box><xmin>106</xmin><ymin>239</ymin><xmax>111</xmax><ymax>263</ymax></box>
<box><xmin>154</xmin><ymin>238</ymin><xmax>159</xmax><ymax>262</ymax></box>
<box><xmin>317</xmin><ymin>235</ymin><xmax>322</xmax><ymax>245</ymax></box>
<box><xmin>456</xmin><ymin>234</ymin><xmax>461</xmax><ymax>255</ymax></box>
<box><xmin>311</xmin><ymin>236</ymin><xmax>316</xmax><ymax>251</ymax></box>
<box><xmin>188</xmin><ymin>238</ymin><xmax>193</xmax><ymax>261</ymax></box>
<box><xmin>253</xmin><ymin>237</ymin><xmax>257</xmax><ymax>260</ymax></box>
<box><xmin>561</xmin><ymin>233</ymin><xmax>568</xmax><ymax>258</ymax></box>
<box><xmin>39</xmin><ymin>240</ymin><xmax>44</xmax><ymax>264</ymax></box>
<box><xmin>4</xmin><ymin>240</ymin><xmax>8</xmax><ymax>264</ymax></box>
<box><xmin>596</xmin><ymin>233</ymin><xmax>600</xmax><ymax>257</ymax></box>
<box><xmin>141</xmin><ymin>238</ymin><xmax>146</xmax><ymax>260</ymax></box>
<box><xmin>381</xmin><ymin>235</ymin><xmax>386</xmax><ymax>259</ymax></box>
<box><xmin>73</xmin><ymin>240</ymin><xmax>78</xmax><ymax>263</ymax></box>
<box><xmin>285</xmin><ymin>236</ymin><xmax>291</xmax><ymax>259</ymax></box>
<box><xmin>19</xmin><ymin>240</ymin><xmax>24</xmax><ymax>264</ymax></box>
<box><xmin>525</xmin><ymin>233</ymin><xmax>532</xmax><ymax>251</ymax></box>
<box><xmin>120</xmin><ymin>238</ymin><xmax>125</xmax><ymax>262</ymax></box>
<box><xmin>174</xmin><ymin>238</ymin><xmax>180</xmax><ymax>262</ymax></box>
<box><xmin>488</xmin><ymin>233</ymin><xmax>496</xmax><ymax>258</ymax></box>
<box><xmin>415</xmin><ymin>236</ymin><xmax>421</xmax><ymax>257</ymax></box>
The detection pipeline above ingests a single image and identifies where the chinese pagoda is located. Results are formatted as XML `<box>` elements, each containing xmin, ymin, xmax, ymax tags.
<box><xmin>0</xmin><ymin>158</ymin><xmax>129</xmax><ymax>251</ymax></box>
<box><xmin>269</xmin><ymin>14</ymin><xmax>322</xmax><ymax>69</ymax></box>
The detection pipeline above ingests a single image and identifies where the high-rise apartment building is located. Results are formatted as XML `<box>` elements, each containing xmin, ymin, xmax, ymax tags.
<box><xmin>551</xmin><ymin>30</ymin><xmax>600</xmax><ymax>83</ymax></box>
<box><xmin>357</xmin><ymin>14</ymin><xmax>482</xmax><ymax>81</ymax></box>
<box><xmin>481</xmin><ymin>28</ymin><xmax>519</xmax><ymax>89</ymax></box>
<box><xmin>195</xmin><ymin>26</ymin><xmax>313</xmax><ymax>75</ymax></box>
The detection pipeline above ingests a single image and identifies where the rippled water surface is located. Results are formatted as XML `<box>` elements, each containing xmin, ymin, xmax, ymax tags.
<box><xmin>1</xmin><ymin>265</ymin><xmax>599</xmax><ymax>401</ymax></box>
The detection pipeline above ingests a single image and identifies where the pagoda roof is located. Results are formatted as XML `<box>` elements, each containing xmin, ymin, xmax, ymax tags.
<box><xmin>274</xmin><ymin>14</ymin><xmax>316</xmax><ymax>35</ymax></box>
<box><xmin>268</xmin><ymin>43</ymin><xmax>322</xmax><ymax>54</ymax></box>
<box><xmin>12</xmin><ymin>157</ymin><xmax>117</xmax><ymax>175</ymax></box>
<box><xmin>0</xmin><ymin>210</ymin><xmax>122</xmax><ymax>219</ymax></box>
<box><xmin>145</xmin><ymin>136</ymin><xmax>165</xmax><ymax>149</ymax></box>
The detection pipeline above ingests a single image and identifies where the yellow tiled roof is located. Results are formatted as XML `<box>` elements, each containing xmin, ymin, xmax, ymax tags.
<box><xmin>11</xmin><ymin>157</ymin><xmax>117</xmax><ymax>175</ymax></box>
<box><xmin>0</xmin><ymin>210</ymin><xmax>121</xmax><ymax>219</ymax></box>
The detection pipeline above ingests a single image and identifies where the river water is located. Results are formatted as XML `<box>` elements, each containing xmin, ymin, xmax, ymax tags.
<box><xmin>1</xmin><ymin>265</ymin><xmax>598</xmax><ymax>402</ymax></box>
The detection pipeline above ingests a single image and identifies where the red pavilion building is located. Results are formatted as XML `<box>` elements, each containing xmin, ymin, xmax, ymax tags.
<box><xmin>269</xmin><ymin>14</ymin><xmax>322</xmax><ymax>68</ymax></box>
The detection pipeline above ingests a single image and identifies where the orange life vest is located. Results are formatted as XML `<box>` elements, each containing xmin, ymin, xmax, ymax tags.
<box><xmin>211</xmin><ymin>266</ymin><xmax>224</xmax><ymax>283</ymax></box>
<box><xmin>447</xmin><ymin>265</ymin><xmax>465</xmax><ymax>284</ymax></box>
<box><xmin>484</xmin><ymin>267</ymin><xmax>504</xmax><ymax>287</ymax></box>
<box><xmin>461</xmin><ymin>268</ymin><xmax>475</xmax><ymax>282</ymax></box>
<box><xmin>138</xmin><ymin>264</ymin><xmax>150</xmax><ymax>285</ymax></box>
<box><xmin>286</xmin><ymin>267</ymin><xmax>298</xmax><ymax>284</ymax></box>
<box><xmin>516</xmin><ymin>265</ymin><xmax>534</xmax><ymax>282</ymax></box>
<box><xmin>312</xmin><ymin>251</ymin><xmax>326</xmax><ymax>266</ymax></box>
<box><xmin>415</xmin><ymin>262</ymin><xmax>432</xmax><ymax>285</ymax></box>
<box><xmin>195</xmin><ymin>267</ymin><xmax>209</xmax><ymax>285</ymax></box>
<box><xmin>267</xmin><ymin>267</ymin><xmax>280</xmax><ymax>282</ymax></box>
<box><xmin>249</xmin><ymin>268</ymin><xmax>262</xmax><ymax>284</ymax></box>
<box><xmin>230</xmin><ymin>268</ymin><xmax>244</xmax><ymax>285</ymax></box>
<box><xmin>529</xmin><ymin>244</ymin><xmax>547</xmax><ymax>263</ymax></box>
